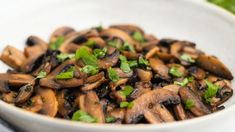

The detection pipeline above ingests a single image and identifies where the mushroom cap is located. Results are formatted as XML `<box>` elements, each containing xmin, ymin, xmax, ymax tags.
<box><xmin>125</xmin><ymin>88</ymin><xmax>180</xmax><ymax>123</ymax></box>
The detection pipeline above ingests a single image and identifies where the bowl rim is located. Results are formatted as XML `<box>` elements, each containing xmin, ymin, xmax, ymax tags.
<box><xmin>0</xmin><ymin>0</ymin><xmax>235</xmax><ymax>130</ymax></box>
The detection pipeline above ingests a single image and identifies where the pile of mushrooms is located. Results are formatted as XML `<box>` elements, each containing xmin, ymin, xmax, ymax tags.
<box><xmin>0</xmin><ymin>24</ymin><xmax>233</xmax><ymax>124</ymax></box>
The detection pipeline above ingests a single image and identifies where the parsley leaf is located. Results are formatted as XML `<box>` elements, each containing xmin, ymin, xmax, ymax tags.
<box><xmin>174</xmin><ymin>77</ymin><xmax>194</xmax><ymax>86</ymax></box>
<box><xmin>105</xmin><ymin>116</ymin><xmax>116</xmax><ymax>123</ymax></box>
<box><xmin>138</xmin><ymin>57</ymin><xmax>149</xmax><ymax>66</ymax></box>
<box><xmin>75</xmin><ymin>46</ymin><xmax>97</xmax><ymax>66</ymax></box>
<box><xmin>56</xmin><ymin>66</ymin><xmax>75</xmax><ymax>79</ymax></box>
<box><xmin>185</xmin><ymin>99</ymin><xmax>195</xmax><ymax>109</ymax></box>
<box><xmin>169</xmin><ymin>66</ymin><xmax>183</xmax><ymax>77</ymax></box>
<box><xmin>49</xmin><ymin>36</ymin><xmax>65</xmax><ymax>50</ymax></box>
<box><xmin>93</xmin><ymin>48</ymin><xmax>107</xmax><ymax>58</ymax></box>
<box><xmin>36</xmin><ymin>70</ymin><xmax>47</xmax><ymax>79</ymax></box>
<box><xmin>203</xmin><ymin>80</ymin><xmax>220</xmax><ymax>104</ymax></box>
<box><xmin>119</xmin><ymin>85</ymin><xmax>134</xmax><ymax>97</ymax></box>
<box><xmin>132</xmin><ymin>31</ymin><xmax>145</xmax><ymax>43</ymax></box>
<box><xmin>108</xmin><ymin>67</ymin><xmax>119</xmax><ymax>82</ymax></box>
<box><xmin>120</xmin><ymin>101</ymin><xmax>134</xmax><ymax>108</ymax></box>
<box><xmin>119</xmin><ymin>55</ymin><xmax>131</xmax><ymax>73</ymax></box>
<box><xmin>80</xmin><ymin>65</ymin><xmax>99</xmax><ymax>75</ymax></box>
<box><xmin>120</xmin><ymin>42</ymin><xmax>135</xmax><ymax>52</ymax></box>
<box><xmin>56</xmin><ymin>53</ymin><xmax>75</xmax><ymax>62</ymax></box>
<box><xmin>180</xmin><ymin>54</ymin><xmax>195</xmax><ymax>63</ymax></box>
<box><xmin>84</xmin><ymin>39</ymin><xmax>96</xmax><ymax>48</ymax></box>
<box><xmin>72</xmin><ymin>110</ymin><xmax>97</xmax><ymax>123</ymax></box>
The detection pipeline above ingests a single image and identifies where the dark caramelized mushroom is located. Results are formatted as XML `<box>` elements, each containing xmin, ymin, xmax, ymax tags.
<box><xmin>196</xmin><ymin>54</ymin><xmax>233</xmax><ymax>80</ymax></box>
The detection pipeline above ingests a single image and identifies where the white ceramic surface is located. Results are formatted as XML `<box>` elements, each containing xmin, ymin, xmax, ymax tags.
<box><xmin>0</xmin><ymin>0</ymin><xmax>235</xmax><ymax>132</ymax></box>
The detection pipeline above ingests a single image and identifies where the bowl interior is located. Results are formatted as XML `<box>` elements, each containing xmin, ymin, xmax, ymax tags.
<box><xmin>0</xmin><ymin>0</ymin><xmax>235</xmax><ymax>130</ymax></box>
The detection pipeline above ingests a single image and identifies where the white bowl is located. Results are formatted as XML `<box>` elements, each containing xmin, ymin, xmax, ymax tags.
<box><xmin>0</xmin><ymin>0</ymin><xmax>235</xmax><ymax>132</ymax></box>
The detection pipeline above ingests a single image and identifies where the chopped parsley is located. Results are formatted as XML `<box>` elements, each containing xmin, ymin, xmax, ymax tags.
<box><xmin>120</xmin><ymin>101</ymin><xmax>134</xmax><ymax>108</ymax></box>
<box><xmin>93</xmin><ymin>48</ymin><xmax>107</xmax><ymax>58</ymax></box>
<box><xmin>36</xmin><ymin>70</ymin><xmax>47</xmax><ymax>79</ymax></box>
<box><xmin>180</xmin><ymin>54</ymin><xmax>195</xmax><ymax>63</ymax></box>
<box><xmin>75</xmin><ymin>46</ymin><xmax>97</xmax><ymax>66</ymax></box>
<box><xmin>138</xmin><ymin>57</ymin><xmax>149</xmax><ymax>66</ymax></box>
<box><xmin>120</xmin><ymin>42</ymin><xmax>135</xmax><ymax>52</ymax></box>
<box><xmin>105</xmin><ymin>116</ymin><xmax>116</xmax><ymax>123</ymax></box>
<box><xmin>72</xmin><ymin>110</ymin><xmax>97</xmax><ymax>123</ymax></box>
<box><xmin>174</xmin><ymin>77</ymin><xmax>194</xmax><ymax>86</ymax></box>
<box><xmin>108</xmin><ymin>67</ymin><xmax>119</xmax><ymax>82</ymax></box>
<box><xmin>203</xmin><ymin>80</ymin><xmax>220</xmax><ymax>104</ymax></box>
<box><xmin>49</xmin><ymin>36</ymin><xmax>65</xmax><ymax>50</ymax></box>
<box><xmin>132</xmin><ymin>31</ymin><xmax>145</xmax><ymax>43</ymax></box>
<box><xmin>185</xmin><ymin>99</ymin><xmax>195</xmax><ymax>109</ymax></box>
<box><xmin>56</xmin><ymin>53</ymin><xmax>75</xmax><ymax>62</ymax></box>
<box><xmin>169</xmin><ymin>66</ymin><xmax>183</xmax><ymax>77</ymax></box>
<box><xmin>119</xmin><ymin>85</ymin><xmax>134</xmax><ymax>97</ymax></box>
<box><xmin>80</xmin><ymin>65</ymin><xmax>99</xmax><ymax>75</ymax></box>
<box><xmin>119</xmin><ymin>55</ymin><xmax>131</xmax><ymax>73</ymax></box>
<box><xmin>56</xmin><ymin>66</ymin><xmax>75</xmax><ymax>79</ymax></box>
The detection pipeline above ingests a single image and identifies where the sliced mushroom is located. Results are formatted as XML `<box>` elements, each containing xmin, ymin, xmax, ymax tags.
<box><xmin>23</xmin><ymin>95</ymin><xmax>43</xmax><ymax>113</ymax></box>
<box><xmin>50</xmin><ymin>26</ymin><xmax>75</xmax><ymax>43</ymax></box>
<box><xmin>188</xmin><ymin>66</ymin><xmax>206</xmax><ymax>80</ymax></box>
<box><xmin>15</xmin><ymin>84</ymin><xmax>34</xmax><ymax>103</ymax></box>
<box><xmin>37</xmin><ymin>87</ymin><xmax>58</xmax><ymax>117</ymax></box>
<box><xmin>196</xmin><ymin>54</ymin><xmax>233</xmax><ymax>80</ymax></box>
<box><xmin>173</xmin><ymin>104</ymin><xmax>188</xmax><ymax>120</ymax></box>
<box><xmin>97</xmin><ymin>49</ymin><xmax>120</xmax><ymax>69</ymax></box>
<box><xmin>125</xmin><ymin>89</ymin><xmax>180</xmax><ymax>123</ymax></box>
<box><xmin>0</xmin><ymin>45</ymin><xmax>26</xmax><ymax>70</ymax></box>
<box><xmin>56</xmin><ymin>90</ymin><xmax>73</xmax><ymax>118</ymax></box>
<box><xmin>0</xmin><ymin>80</ymin><xmax>10</xmax><ymax>93</ymax></box>
<box><xmin>144</xmin><ymin>111</ymin><xmax>163</xmax><ymax>124</ymax></box>
<box><xmin>0</xmin><ymin>73</ymin><xmax>34</xmax><ymax>87</ymax></box>
<box><xmin>149</xmin><ymin>58</ymin><xmax>170</xmax><ymax>80</ymax></box>
<box><xmin>79</xmin><ymin>91</ymin><xmax>105</xmax><ymax>123</ymax></box>
<box><xmin>136</xmin><ymin>69</ymin><xmax>152</xmax><ymax>81</ymax></box>
<box><xmin>179</xmin><ymin>87</ymin><xmax>211</xmax><ymax>116</ymax></box>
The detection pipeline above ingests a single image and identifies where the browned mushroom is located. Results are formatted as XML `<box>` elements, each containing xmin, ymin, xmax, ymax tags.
<box><xmin>79</xmin><ymin>91</ymin><xmax>105</xmax><ymax>123</ymax></box>
<box><xmin>23</xmin><ymin>95</ymin><xmax>43</xmax><ymax>113</ymax></box>
<box><xmin>125</xmin><ymin>89</ymin><xmax>180</xmax><ymax>123</ymax></box>
<box><xmin>50</xmin><ymin>26</ymin><xmax>75</xmax><ymax>43</ymax></box>
<box><xmin>179</xmin><ymin>87</ymin><xmax>211</xmax><ymax>116</ymax></box>
<box><xmin>37</xmin><ymin>87</ymin><xmax>58</xmax><ymax>117</ymax></box>
<box><xmin>0</xmin><ymin>73</ymin><xmax>34</xmax><ymax>87</ymax></box>
<box><xmin>149</xmin><ymin>58</ymin><xmax>170</xmax><ymax>80</ymax></box>
<box><xmin>196</xmin><ymin>54</ymin><xmax>233</xmax><ymax>80</ymax></box>
<box><xmin>0</xmin><ymin>45</ymin><xmax>26</xmax><ymax>70</ymax></box>
<box><xmin>15</xmin><ymin>84</ymin><xmax>34</xmax><ymax>103</ymax></box>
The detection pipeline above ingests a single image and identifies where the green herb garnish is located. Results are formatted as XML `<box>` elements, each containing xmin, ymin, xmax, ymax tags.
<box><xmin>56</xmin><ymin>53</ymin><xmax>75</xmax><ymax>62</ymax></box>
<box><xmin>56</xmin><ymin>66</ymin><xmax>75</xmax><ymax>79</ymax></box>
<box><xmin>138</xmin><ymin>57</ymin><xmax>149</xmax><ymax>66</ymax></box>
<box><xmin>119</xmin><ymin>85</ymin><xmax>134</xmax><ymax>97</ymax></box>
<box><xmin>132</xmin><ymin>31</ymin><xmax>145</xmax><ymax>43</ymax></box>
<box><xmin>36</xmin><ymin>70</ymin><xmax>47</xmax><ymax>79</ymax></box>
<box><xmin>105</xmin><ymin>116</ymin><xmax>116</xmax><ymax>123</ymax></box>
<box><xmin>49</xmin><ymin>36</ymin><xmax>65</xmax><ymax>50</ymax></box>
<box><xmin>72</xmin><ymin>110</ymin><xmax>97</xmax><ymax>123</ymax></box>
<box><xmin>203</xmin><ymin>80</ymin><xmax>220</xmax><ymax>104</ymax></box>
<box><xmin>120</xmin><ymin>101</ymin><xmax>134</xmax><ymax>108</ymax></box>
<box><xmin>93</xmin><ymin>48</ymin><xmax>107</xmax><ymax>58</ymax></box>
<box><xmin>169</xmin><ymin>66</ymin><xmax>183</xmax><ymax>77</ymax></box>
<box><xmin>108</xmin><ymin>67</ymin><xmax>119</xmax><ymax>82</ymax></box>
<box><xmin>84</xmin><ymin>39</ymin><xmax>96</xmax><ymax>47</ymax></box>
<box><xmin>185</xmin><ymin>99</ymin><xmax>195</xmax><ymax>109</ymax></box>
<box><xmin>75</xmin><ymin>46</ymin><xmax>97</xmax><ymax>66</ymax></box>
<box><xmin>80</xmin><ymin>65</ymin><xmax>99</xmax><ymax>75</ymax></box>
<box><xmin>174</xmin><ymin>77</ymin><xmax>194</xmax><ymax>86</ymax></box>
<box><xmin>120</xmin><ymin>42</ymin><xmax>135</xmax><ymax>52</ymax></box>
<box><xmin>180</xmin><ymin>54</ymin><xmax>195</xmax><ymax>63</ymax></box>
